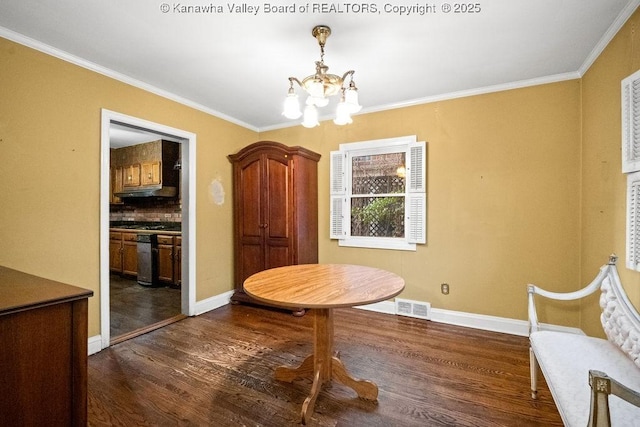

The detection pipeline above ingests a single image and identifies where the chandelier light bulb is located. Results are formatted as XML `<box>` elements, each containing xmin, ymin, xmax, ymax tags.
<box><xmin>344</xmin><ymin>84</ymin><xmax>362</xmax><ymax>113</ymax></box>
<box><xmin>283</xmin><ymin>91</ymin><xmax>302</xmax><ymax>119</ymax></box>
<box><xmin>334</xmin><ymin>99</ymin><xmax>353</xmax><ymax>125</ymax></box>
<box><xmin>302</xmin><ymin>104</ymin><xmax>320</xmax><ymax>128</ymax></box>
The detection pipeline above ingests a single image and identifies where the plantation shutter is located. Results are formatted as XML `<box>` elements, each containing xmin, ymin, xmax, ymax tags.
<box><xmin>330</xmin><ymin>150</ymin><xmax>347</xmax><ymax>239</ymax></box>
<box><xmin>407</xmin><ymin>141</ymin><xmax>426</xmax><ymax>244</ymax></box>
<box><xmin>622</xmin><ymin>69</ymin><xmax>640</xmax><ymax>173</ymax></box>
<box><xmin>627</xmin><ymin>172</ymin><xmax>640</xmax><ymax>271</ymax></box>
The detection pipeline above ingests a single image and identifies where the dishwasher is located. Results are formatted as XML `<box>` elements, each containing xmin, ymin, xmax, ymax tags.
<box><xmin>137</xmin><ymin>233</ymin><xmax>158</xmax><ymax>286</ymax></box>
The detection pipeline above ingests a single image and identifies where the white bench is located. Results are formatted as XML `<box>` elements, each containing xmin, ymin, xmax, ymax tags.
<box><xmin>527</xmin><ymin>255</ymin><xmax>640</xmax><ymax>426</ymax></box>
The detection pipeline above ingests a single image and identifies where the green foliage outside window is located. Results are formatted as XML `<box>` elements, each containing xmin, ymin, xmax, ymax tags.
<box><xmin>352</xmin><ymin>196</ymin><xmax>405</xmax><ymax>238</ymax></box>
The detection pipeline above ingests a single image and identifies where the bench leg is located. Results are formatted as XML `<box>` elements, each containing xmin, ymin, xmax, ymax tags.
<box><xmin>588</xmin><ymin>370</ymin><xmax>612</xmax><ymax>427</ymax></box>
<box><xmin>530</xmin><ymin>347</ymin><xmax>538</xmax><ymax>399</ymax></box>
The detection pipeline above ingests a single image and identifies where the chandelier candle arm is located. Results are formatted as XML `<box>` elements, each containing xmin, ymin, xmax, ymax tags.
<box><xmin>282</xmin><ymin>25</ymin><xmax>361</xmax><ymax>127</ymax></box>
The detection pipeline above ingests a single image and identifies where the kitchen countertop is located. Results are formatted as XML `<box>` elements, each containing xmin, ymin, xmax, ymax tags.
<box><xmin>109</xmin><ymin>222</ymin><xmax>182</xmax><ymax>235</ymax></box>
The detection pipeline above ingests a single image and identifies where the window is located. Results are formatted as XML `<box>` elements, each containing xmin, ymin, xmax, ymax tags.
<box><xmin>622</xmin><ymin>69</ymin><xmax>640</xmax><ymax>173</ymax></box>
<box><xmin>627</xmin><ymin>172</ymin><xmax>640</xmax><ymax>271</ymax></box>
<box><xmin>624</xmin><ymin>70</ymin><xmax>640</xmax><ymax>271</ymax></box>
<box><xmin>330</xmin><ymin>135</ymin><xmax>426</xmax><ymax>251</ymax></box>
<box><xmin>622</xmin><ymin>71</ymin><xmax>640</xmax><ymax>173</ymax></box>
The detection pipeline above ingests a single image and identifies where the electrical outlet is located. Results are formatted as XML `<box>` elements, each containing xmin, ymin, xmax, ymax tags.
<box><xmin>441</xmin><ymin>283</ymin><xmax>450</xmax><ymax>295</ymax></box>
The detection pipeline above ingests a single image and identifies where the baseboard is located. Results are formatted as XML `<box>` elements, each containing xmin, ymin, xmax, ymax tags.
<box><xmin>358</xmin><ymin>301</ymin><xmax>583</xmax><ymax>337</ymax></box>
<box><xmin>429</xmin><ymin>308</ymin><xmax>530</xmax><ymax>336</ymax></box>
<box><xmin>355</xmin><ymin>300</ymin><xmax>396</xmax><ymax>315</ymax></box>
<box><xmin>193</xmin><ymin>290</ymin><xmax>234</xmax><ymax>315</ymax></box>
<box><xmin>89</xmin><ymin>291</ymin><xmax>584</xmax><ymax>355</ymax></box>
<box><xmin>88</xmin><ymin>335</ymin><xmax>102</xmax><ymax>355</ymax></box>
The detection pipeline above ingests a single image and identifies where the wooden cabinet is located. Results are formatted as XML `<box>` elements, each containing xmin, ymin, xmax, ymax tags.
<box><xmin>110</xmin><ymin>166</ymin><xmax>124</xmax><ymax>204</ymax></box>
<box><xmin>122</xmin><ymin>233</ymin><xmax>138</xmax><ymax>276</ymax></box>
<box><xmin>109</xmin><ymin>231</ymin><xmax>123</xmax><ymax>273</ymax></box>
<box><xmin>228</xmin><ymin>141</ymin><xmax>320</xmax><ymax>307</ymax></box>
<box><xmin>109</xmin><ymin>231</ymin><xmax>137</xmax><ymax>276</ymax></box>
<box><xmin>0</xmin><ymin>266</ymin><xmax>93</xmax><ymax>426</ymax></box>
<box><xmin>157</xmin><ymin>235</ymin><xmax>174</xmax><ymax>284</ymax></box>
<box><xmin>123</xmin><ymin>163</ymin><xmax>141</xmax><ymax>188</ymax></box>
<box><xmin>157</xmin><ymin>234</ymin><xmax>181</xmax><ymax>288</ymax></box>
<box><xmin>111</xmin><ymin>140</ymin><xmax>180</xmax><ymax>199</ymax></box>
<box><xmin>141</xmin><ymin>161</ymin><xmax>161</xmax><ymax>186</ymax></box>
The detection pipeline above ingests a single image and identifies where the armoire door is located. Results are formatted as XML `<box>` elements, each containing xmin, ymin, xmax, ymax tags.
<box><xmin>263</xmin><ymin>153</ymin><xmax>291</xmax><ymax>270</ymax></box>
<box><xmin>237</xmin><ymin>155</ymin><xmax>265</xmax><ymax>285</ymax></box>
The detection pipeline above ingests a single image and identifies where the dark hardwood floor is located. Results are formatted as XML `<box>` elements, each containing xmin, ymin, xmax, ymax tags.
<box><xmin>88</xmin><ymin>304</ymin><xmax>562</xmax><ymax>426</ymax></box>
<box><xmin>109</xmin><ymin>274</ymin><xmax>182</xmax><ymax>340</ymax></box>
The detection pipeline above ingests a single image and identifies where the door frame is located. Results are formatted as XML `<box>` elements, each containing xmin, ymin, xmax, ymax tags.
<box><xmin>99</xmin><ymin>109</ymin><xmax>197</xmax><ymax>349</ymax></box>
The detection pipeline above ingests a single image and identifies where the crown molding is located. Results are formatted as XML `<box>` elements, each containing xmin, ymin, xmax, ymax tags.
<box><xmin>258</xmin><ymin>72</ymin><xmax>581</xmax><ymax>132</ymax></box>
<box><xmin>579</xmin><ymin>0</ymin><xmax>640</xmax><ymax>75</ymax></box>
<box><xmin>0</xmin><ymin>26</ymin><xmax>259</xmax><ymax>132</ymax></box>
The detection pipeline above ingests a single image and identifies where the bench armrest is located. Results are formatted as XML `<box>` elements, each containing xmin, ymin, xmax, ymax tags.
<box><xmin>527</xmin><ymin>255</ymin><xmax>617</xmax><ymax>333</ymax></box>
<box><xmin>588</xmin><ymin>370</ymin><xmax>640</xmax><ymax>427</ymax></box>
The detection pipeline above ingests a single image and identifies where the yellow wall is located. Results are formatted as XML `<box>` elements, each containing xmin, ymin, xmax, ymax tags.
<box><xmin>0</xmin><ymin>37</ymin><xmax>257</xmax><ymax>336</ymax></box>
<box><xmin>580</xmin><ymin>9</ymin><xmax>640</xmax><ymax>336</ymax></box>
<box><xmin>2</xmin><ymin>8</ymin><xmax>639</xmax><ymax>340</ymax></box>
<box><xmin>262</xmin><ymin>81</ymin><xmax>583</xmax><ymax>325</ymax></box>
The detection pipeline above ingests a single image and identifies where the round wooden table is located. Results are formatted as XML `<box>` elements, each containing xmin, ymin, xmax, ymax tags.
<box><xmin>243</xmin><ymin>264</ymin><xmax>405</xmax><ymax>424</ymax></box>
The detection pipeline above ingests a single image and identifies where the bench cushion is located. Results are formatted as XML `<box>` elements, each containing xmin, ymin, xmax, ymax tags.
<box><xmin>531</xmin><ymin>330</ymin><xmax>640</xmax><ymax>427</ymax></box>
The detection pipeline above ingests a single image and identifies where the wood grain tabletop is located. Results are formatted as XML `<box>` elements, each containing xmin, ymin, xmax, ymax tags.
<box><xmin>243</xmin><ymin>264</ymin><xmax>405</xmax><ymax>309</ymax></box>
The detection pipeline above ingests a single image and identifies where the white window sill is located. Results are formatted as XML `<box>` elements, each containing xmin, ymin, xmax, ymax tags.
<box><xmin>338</xmin><ymin>237</ymin><xmax>417</xmax><ymax>251</ymax></box>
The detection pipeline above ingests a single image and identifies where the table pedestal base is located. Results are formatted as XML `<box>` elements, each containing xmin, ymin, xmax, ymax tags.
<box><xmin>274</xmin><ymin>308</ymin><xmax>378</xmax><ymax>424</ymax></box>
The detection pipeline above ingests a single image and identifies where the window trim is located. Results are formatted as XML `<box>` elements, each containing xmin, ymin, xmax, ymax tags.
<box><xmin>330</xmin><ymin>135</ymin><xmax>426</xmax><ymax>251</ymax></box>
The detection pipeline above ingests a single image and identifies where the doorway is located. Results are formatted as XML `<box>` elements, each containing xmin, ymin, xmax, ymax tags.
<box><xmin>100</xmin><ymin>109</ymin><xmax>197</xmax><ymax>349</ymax></box>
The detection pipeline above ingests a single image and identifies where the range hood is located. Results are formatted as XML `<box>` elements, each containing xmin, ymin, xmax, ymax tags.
<box><xmin>114</xmin><ymin>185</ymin><xmax>177</xmax><ymax>198</ymax></box>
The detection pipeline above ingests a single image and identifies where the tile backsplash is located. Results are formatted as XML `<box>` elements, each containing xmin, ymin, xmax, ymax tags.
<box><xmin>110</xmin><ymin>200</ymin><xmax>182</xmax><ymax>223</ymax></box>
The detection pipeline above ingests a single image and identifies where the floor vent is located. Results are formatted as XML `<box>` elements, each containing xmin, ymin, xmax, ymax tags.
<box><xmin>395</xmin><ymin>298</ymin><xmax>431</xmax><ymax>320</ymax></box>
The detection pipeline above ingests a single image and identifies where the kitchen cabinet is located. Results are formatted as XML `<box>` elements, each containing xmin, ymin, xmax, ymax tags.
<box><xmin>111</xmin><ymin>140</ymin><xmax>180</xmax><ymax>197</ymax></box>
<box><xmin>122</xmin><ymin>233</ymin><xmax>138</xmax><ymax>276</ymax></box>
<box><xmin>0</xmin><ymin>266</ymin><xmax>93</xmax><ymax>426</ymax></box>
<box><xmin>157</xmin><ymin>235</ymin><xmax>174</xmax><ymax>284</ymax></box>
<box><xmin>157</xmin><ymin>234</ymin><xmax>181</xmax><ymax>287</ymax></box>
<box><xmin>109</xmin><ymin>232</ymin><xmax>123</xmax><ymax>273</ymax></box>
<box><xmin>141</xmin><ymin>161</ymin><xmax>161</xmax><ymax>186</ymax></box>
<box><xmin>110</xmin><ymin>166</ymin><xmax>124</xmax><ymax>204</ymax></box>
<box><xmin>228</xmin><ymin>141</ymin><xmax>320</xmax><ymax>309</ymax></box>
<box><xmin>109</xmin><ymin>231</ymin><xmax>137</xmax><ymax>276</ymax></box>
<box><xmin>123</xmin><ymin>163</ymin><xmax>141</xmax><ymax>187</ymax></box>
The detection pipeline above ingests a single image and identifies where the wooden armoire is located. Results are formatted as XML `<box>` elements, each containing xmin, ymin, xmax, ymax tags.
<box><xmin>228</xmin><ymin>141</ymin><xmax>321</xmax><ymax>310</ymax></box>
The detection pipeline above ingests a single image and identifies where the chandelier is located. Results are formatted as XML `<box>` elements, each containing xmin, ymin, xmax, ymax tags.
<box><xmin>282</xmin><ymin>25</ymin><xmax>361</xmax><ymax>128</ymax></box>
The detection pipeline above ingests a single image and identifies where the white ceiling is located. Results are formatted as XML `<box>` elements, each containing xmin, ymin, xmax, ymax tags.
<box><xmin>1</xmin><ymin>0</ymin><xmax>638</xmax><ymax>131</ymax></box>
<box><xmin>109</xmin><ymin>123</ymin><xmax>184</xmax><ymax>148</ymax></box>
